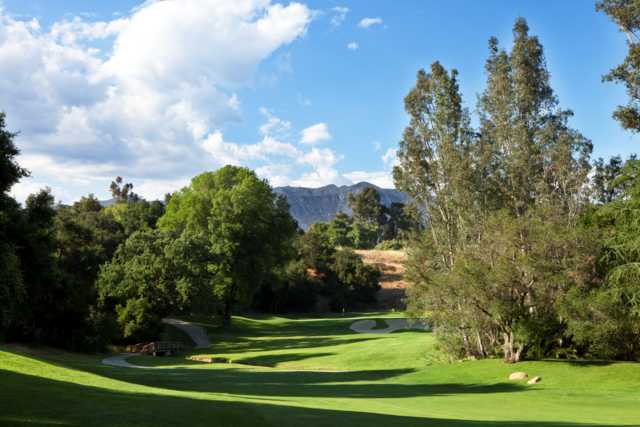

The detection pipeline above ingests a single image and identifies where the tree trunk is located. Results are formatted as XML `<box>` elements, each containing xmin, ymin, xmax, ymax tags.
<box><xmin>502</xmin><ymin>331</ymin><xmax>522</xmax><ymax>363</ymax></box>
<box><xmin>222</xmin><ymin>299</ymin><xmax>232</xmax><ymax>328</ymax></box>
<box><xmin>476</xmin><ymin>330</ymin><xmax>487</xmax><ymax>358</ymax></box>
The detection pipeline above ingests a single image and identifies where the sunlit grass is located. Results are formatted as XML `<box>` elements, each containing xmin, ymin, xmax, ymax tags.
<box><xmin>1</xmin><ymin>313</ymin><xmax>639</xmax><ymax>426</ymax></box>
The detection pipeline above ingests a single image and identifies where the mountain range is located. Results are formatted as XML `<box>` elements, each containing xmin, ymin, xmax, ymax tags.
<box><xmin>99</xmin><ymin>182</ymin><xmax>407</xmax><ymax>230</ymax></box>
<box><xmin>274</xmin><ymin>182</ymin><xmax>407</xmax><ymax>230</ymax></box>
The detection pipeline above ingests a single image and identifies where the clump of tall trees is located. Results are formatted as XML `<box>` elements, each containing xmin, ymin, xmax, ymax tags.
<box><xmin>396</xmin><ymin>18</ymin><xmax>600</xmax><ymax>362</ymax></box>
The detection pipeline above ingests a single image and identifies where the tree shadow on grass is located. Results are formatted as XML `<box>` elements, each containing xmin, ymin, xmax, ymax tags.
<box><xmin>101</xmin><ymin>367</ymin><xmax>530</xmax><ymax>399</ymax></box>
<box><xmin>207</xmin><ymin>335</ymin><xmax>382</xmax><ymax>354</ymax></box>
<box><xmin>232</xmin><ymin>351</ymin><xmax>336</xmax><ymax>367</ymax></box>
<box><xmin>205</xmin><ymin>315</ymin><xmax>377</xmax><ymax>338</ymax></box>
<box><xmin>541</xmin><ymin>359</ymin><xmax>615</xmax><ymax>367</ymax></box>
<box><xmin>0</xmin><ymin>369</ymin><xmax>631</xmax><ymax>427</ymax></box>
<box><xmin>1</xmin><ymin>346</ymin><xmax>526</xmax><ymax>400</ymax></box>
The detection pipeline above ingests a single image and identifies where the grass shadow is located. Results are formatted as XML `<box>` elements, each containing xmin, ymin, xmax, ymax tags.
<box><xmin>0</xmin><ymin>369</ymin><xmax>630</xmax><ymax>427</ymax></box>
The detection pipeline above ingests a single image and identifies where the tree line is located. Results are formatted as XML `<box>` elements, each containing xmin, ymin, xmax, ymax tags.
<box><xmin>397</xmin><ymin>7</ymin><xmax>640</xmax><ymax>362</ymax></box>
<box><xmin>0</xmin><ymin>138</ymin><xmax>381</xmax><ymax>348</ymax></box>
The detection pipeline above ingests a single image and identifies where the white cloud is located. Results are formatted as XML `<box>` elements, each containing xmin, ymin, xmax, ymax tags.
<box><xmin>373</xmin><ymin>141</ymin><xmax>382</xmax><ymax>152</ymax></box>
<box><xmin>50</xmin><ymin>16</ymin><xmax>128</xmax><ymax>45</ymax></box>
<box><xmin>293</xmin><ymin>147</ymin><xmax>346</xmax><ymax>187</ymax></box>
<box><xmin>300</xmin><ymin>122</ymin><xmax>331</xmax><ymax>145</ymax></box>
<box><xmin>382</xmin><ymin>147</ymin><xmax>398</xmax><ymax>167</ymax></box>
<box><xmin>201</xmin><ymin>131</ymin><xmax>300</xmax><ymax>166</ymax></box>
<box><xmin>358</xmin><ymin>17</ymin><xmax>383</xmax><ymax>29</ymax></box>
<box><xmin>255</xmin><ymin>163</ymin><xmax>293</xmax><ymax>187</ymax></box>
<box><xmin>347</xmin><ymin>41</ymin><xmax>359</xmax><ymax>50</ymax></box>
<box><xmin>0</xmin><ymin>0</ymin><xmax>312</xmax><ymax>202</ymax></box>
<box><xmin>343</xmin><ymin>170</ymin><xmax>394</xmax><ymax>188</ymax></box>
<box><xmin>2</xmin><ymin>2</ymin><xmax>399</xmax><ymax>197</ymax></box>
<box><xmin>330</xmin><ymin>6</ymin><xmax>349</xmax><ymax>27</ymax></box>
<box><xmin>340</xmin><ymin>147</ymin><xmax>398</xmax><ymax>189</ymax></box>
<box><xmin>259</xmin><ymin>107</ymin><xmax>291</xmax><ymax>138</ymax></box>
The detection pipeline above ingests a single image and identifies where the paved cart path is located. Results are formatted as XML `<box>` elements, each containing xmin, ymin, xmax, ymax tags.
<box><xmin>162</xmin><ymin>318</ymin><xmax>211</xmax><ymax>349</ymax></box>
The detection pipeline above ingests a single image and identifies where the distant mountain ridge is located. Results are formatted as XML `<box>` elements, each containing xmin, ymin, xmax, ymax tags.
<box><xmin>274</xmin><ymin>182</ymin><xmax>408</xmax><ymax>230</ymax></box>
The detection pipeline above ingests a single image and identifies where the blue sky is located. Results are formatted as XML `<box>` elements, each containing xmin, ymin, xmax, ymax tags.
<box><xmin>0</xmin><ymin>0</ymin><xmax>636</xmax><ymax>202</ymax></box>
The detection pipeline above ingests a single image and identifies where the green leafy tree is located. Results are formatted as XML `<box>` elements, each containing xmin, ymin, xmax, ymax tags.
<box><xmin>0</xmin><ymin>112</ymin><xmax>29</xmax><ymax>338</ymax></box>
<box><xmin>348</xmin><ymin>187</ymin><xmax>384</xmax><ymax>225</ymax></box>
<box><xmin>347</xmin><ymin>220</ymin><xmax>378</xmax><ymax>249</ymax></box>
<box><xmin>299</xmin><ymin>223</ymin><xmax>336</xmax><ymax>273</ymax></box>
<box><xmin>597</xmin><ymin>0</ymin><xmax>640</xmax><ymax>131</ymax></box>
<box><xmin>158</xmin><ymin>166</ymin><xmax>297</xmax><ymax>327</ymax></box>
<box><xmin>109</xmin><ymin>176</ymin><xmax>138</xmax><ymax>202</ymax></box>
<box><xmin>16</xmin><ymin>189</ymin><xmax>65</xmax><ymax>343</ymax></box>
<box><xmin>97</xmin><ymin>230</ymin><xmax>214</xmax><ymax>340</ymax></box>
<box><xmin>331</xmin><ymin>248</ymin><xmax>381</xmax><ymax>310</ymax></box>
<box><xmin>325</xmin><ymin>212</ymin><xmax>353</xmax><ymax>247</ymax></box>
<box><xmin>0</xmin><ymin>112</ymin><xmax>28</xmax><ymax>339</ymax></box>
<box><xmin>564</xmin><ymin>159</ymin><xmax>640</xmax><ymax>360</ymax></box>
<box><xmin>397</xmin><ymin>19</ymin><xmax>593</xmax><ymax>362</ymax></box>
<box><xmin>593</xmin><ymin>155</ymin><xmax>637</xmax><ymax>203</ymax></box>
<box><xmin>105</xmin><ymin>199</ymin><xmax>165</xmax><ymax>236</ymax></box>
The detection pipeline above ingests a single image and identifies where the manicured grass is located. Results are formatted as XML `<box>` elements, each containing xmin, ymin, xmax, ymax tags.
<box><xmin>1</xmin><ymin>313</ymin><xmax>639</xmax><ymax>426</ymax></box>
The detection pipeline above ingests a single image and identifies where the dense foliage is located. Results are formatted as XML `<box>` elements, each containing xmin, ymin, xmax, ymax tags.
<box><xmin>397</xmin><ymin>19</ymin><xmax>594</xmax><ymax>362</ymax></box>
<box><xmin>598</xmin><ymin>0</ymin><xmax>640</xmax><ymax>131</ymax></box>
<box><xmin>157</xmin><ymin>166</ymin><xmax>298</xmax><ymax>327</ymax></box>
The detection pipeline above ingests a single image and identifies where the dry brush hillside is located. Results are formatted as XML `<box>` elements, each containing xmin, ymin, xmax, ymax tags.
<box><xmin>355</xmin><ymin>250</ymin><xmax>407</xmax><ymax>309</ymax></box>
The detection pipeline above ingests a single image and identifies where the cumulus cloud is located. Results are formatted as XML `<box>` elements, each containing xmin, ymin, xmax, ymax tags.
<box><xmin>347</xmin><ymin>41</ymin><xmax>359</xmax><ymax>50</ymax></box>
<box><xmin>358</xmin><ymin>17</ymin><xmax>383</xmax><ymax>29</ymax></box>
<box><xmin>201</xmin><ymin>131</ymin><xmax>300</xmax><ymax>166</ymax></box>
<box><xmin>293</xmin><ymin>147</ymin><xmax>345</xmax><ymax>187</ymax></box>
<box><xmin>330</xmin><ymin>6</ymin><xmax>349</xmax><ymax>27</ymax></box>
<box><xmin>0</xmin><ymin>0</ymin><xmax>312</xmax><ymax>202</ymax></box>
<box><xmin>300</xmin><ymin>122</ymin><xmax>331</xmax><ymax>145</ymax></box>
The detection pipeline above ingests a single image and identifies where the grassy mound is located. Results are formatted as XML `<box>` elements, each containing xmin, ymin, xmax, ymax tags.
<box><xmin>1</xmin><ymin>313</ymin><xmax>639</xmax><ymax>426</ymax></box>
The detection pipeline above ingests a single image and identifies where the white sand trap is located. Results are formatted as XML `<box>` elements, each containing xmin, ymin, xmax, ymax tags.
<box><xmin>350</xmin><ymin>318</ymin><xmax>429</xmax><ymax>334</ymax></box>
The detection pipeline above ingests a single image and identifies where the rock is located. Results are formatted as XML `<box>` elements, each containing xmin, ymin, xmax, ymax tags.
<box><xmin>188</xmin><ymin>355</ymin><xmax>229</xmax><ymax>364</ymax></box>
<box><xmin>527</xmin><ymin>376</ymin><xmax>541</xmax><ymax>384</ymax></box>
<box><xmin>509</xmin><ymin>371</ymin><xmax>528</xmax><ymax>380</ymax></box>
<box><xmin>188</xmin><ymin>355</ymin><xmax>213</xmax><ymax>363</ymax></box>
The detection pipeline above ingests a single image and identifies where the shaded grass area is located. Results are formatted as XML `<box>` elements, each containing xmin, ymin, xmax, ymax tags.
<box><xmin>1</xmin><ymin>313</ymin><xmax>640</xmax><ymax>426</ymax></box>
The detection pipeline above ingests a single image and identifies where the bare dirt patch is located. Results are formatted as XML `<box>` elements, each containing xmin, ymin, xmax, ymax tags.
<box><xmin>355</xmin><ymin>250</ymin><xmax>407</xmax><ymax>309</ymax></box>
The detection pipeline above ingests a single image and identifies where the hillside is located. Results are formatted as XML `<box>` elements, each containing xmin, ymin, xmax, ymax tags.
<box><xmin>274</xmin><ymin>182</ymin><xmax>407</xmax><ymax>230</ymax></box>
<box><xmin>356</xmin><ymin>250</ymin><xmax>408</xmax><ymax>310</ymax></box>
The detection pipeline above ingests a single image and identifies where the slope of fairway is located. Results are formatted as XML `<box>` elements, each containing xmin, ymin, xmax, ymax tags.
<box><xmin>1</xmin><ymin>313</ymin><xmax>639</xmax><ymax>427</ymax></box>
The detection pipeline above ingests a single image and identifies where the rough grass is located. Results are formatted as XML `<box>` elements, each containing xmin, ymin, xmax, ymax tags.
<box><xmin>1</xmin><ymin>313</ymin><xmax>639</xmax><ymax>426</ymax></box>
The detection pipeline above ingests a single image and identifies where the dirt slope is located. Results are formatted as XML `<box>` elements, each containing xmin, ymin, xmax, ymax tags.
<box><xmin>355</xmin><ymin>250</ymin><xmax>407</xmax><ymax>309</ymax></box>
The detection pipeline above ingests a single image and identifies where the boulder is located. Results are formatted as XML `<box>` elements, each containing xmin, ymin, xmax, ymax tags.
<box><xmin>527</xmin><ymin>376</ymin><xmax>541</xmax><ymax>384</ymax></box>
<box><xmin>509</xmin><ymin>371</ymin><xmax>528</xmax><ymax>380</ymax></box>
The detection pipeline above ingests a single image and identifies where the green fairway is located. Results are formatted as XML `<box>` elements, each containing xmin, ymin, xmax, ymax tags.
<box><xmin>1</xmin><ymin>313</ymin><xmax>639</xmax><ymax>426</ymax></box>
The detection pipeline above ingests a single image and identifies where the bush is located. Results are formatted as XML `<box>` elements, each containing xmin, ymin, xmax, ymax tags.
<box><xmin>375</xmin><ymin>239</ymin><xmax>405</xmax><ymax>250</ymax></box>
<box><xmin>330</xmin><ymin>248</ymin><xmax>381</xmax><ymax>310</ymax></box>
